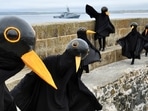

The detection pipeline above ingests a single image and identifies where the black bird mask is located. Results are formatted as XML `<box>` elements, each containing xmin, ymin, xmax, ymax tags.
<box><xmin>66</xmin><ymin>38</ymin><xmax>89</xmax><ymax>72</ymax></box>
<box><xmin>0</xmin><ymin>16</ymin><xmax>57</xmax><ymax>89</ymax></box>
<box><xmin>130</xmin><ymin>22</ymin><xmax>138</xmax><ymax>30</ymax></box>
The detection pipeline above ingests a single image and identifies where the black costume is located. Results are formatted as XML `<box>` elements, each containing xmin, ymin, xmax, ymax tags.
<box><xmin>11</xmin><ymin>38</ymin><xmax>102</xmax><ymax>111</ymax></box>
<box><xmin>77</xmin><ymin>27</ymin><xmax>101</xmax><ymax>73</ymax></box>
<box><xmin>0</xmin><ymin>16</ymin><xmax>56</xmax><ymax>111</ymax></box>
<box><xmin>86</xmin><ymin>4</ymin><xmax>115</xmax><ymax>51</ymax></box>
<box><xmin>141</xmin><ymin>24</ymin><xmax>148</xmax><ymax>56</ymax></box>
<box><xmin>117</xmin><ymin>22</ymin><xmax>146</xmax><ymax>65</ymax></box>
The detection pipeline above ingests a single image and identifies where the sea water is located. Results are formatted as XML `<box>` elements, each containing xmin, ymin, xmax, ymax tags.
<box><xmin>0</xmin><ymin>6</ymin><xmax>148</xmax><ymax>24</ymax></box>
<box><xmin>0</xmin><ymin>12</ymin><xmax>148</xmax><ymax>25</ymax></box>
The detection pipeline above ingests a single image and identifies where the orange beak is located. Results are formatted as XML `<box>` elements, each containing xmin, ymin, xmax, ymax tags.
<box><xmin>131</xmin><ymin>26</ymin><xmax>134</xmax><ymax>30</ymax></box>
<box><xmin>105</xmin><ymin>11</ymin><xmax>109</xmax><ymax>16</ymax></box>
<box><xmin>145</xmin><ymin>29</ymin><xmax>148</xmax><ymax>35</ymax></box>
<box><xmin>86</xmin><ymin>30</ymin><xmax>96</xmax><ymax>34</ymax></box>
<box><xmin>75</xmin><ymin>56</ymin><xmax>81</xmax><ymax>72</ymax></box>
<box><xmin>21</xmin><ymin>50</ymin><xmax>57</xmax><ymax>89</ymax></box>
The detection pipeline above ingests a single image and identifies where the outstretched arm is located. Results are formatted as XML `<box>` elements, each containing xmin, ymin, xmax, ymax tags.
<box><xmin>85</xmin><ymin>4</ymin><xmax>98</xmax><ymax>18</ymax></box>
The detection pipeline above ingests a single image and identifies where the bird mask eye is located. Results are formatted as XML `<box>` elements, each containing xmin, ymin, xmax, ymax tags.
<box><xmin>4</xmin><ymin>27</ymin><xmax>20</xmax><ymax>43</ymax></box>
<box><xmin>72</xmin><ymin>40</ymin><xmax>79</xmax><ymax>48</ymax></box>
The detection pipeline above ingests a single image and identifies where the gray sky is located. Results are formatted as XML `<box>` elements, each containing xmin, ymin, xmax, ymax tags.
<box><xmin>0</xmin><ymin>0</ymin><xmax>148</xmax><ymax>10</ymax></box>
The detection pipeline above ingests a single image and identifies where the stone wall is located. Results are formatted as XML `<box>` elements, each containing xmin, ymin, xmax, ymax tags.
<box><xmin>92</xmin><ymin>66</ymin><xmax>148</xmax><ymax>111</ymax></box>
<box><xmin>32</xmin><ymin>18</ymin><xmax>148</xmax><ymax>70</ymax></box>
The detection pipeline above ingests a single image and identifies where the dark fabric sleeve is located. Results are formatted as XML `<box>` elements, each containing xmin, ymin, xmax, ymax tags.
<box><xmin>116</xmin><ymin>35</ymin><xmax>132</xmax><ymax>58</ymax></box>
<box><xmin>89</xmin><ymin>41</ymin><xmax>100</xmax><ymax>53</ymax></box>
<box><xmin>68</xmin><ymin>69</ymin><xmax>103</xmax><ymax>111</ymax></box>
<box><xmin>10</xmin><ymin>72</ymin><xmax>41</xmax><ymax>110</ymax></box>
<box><xmin>10</xmin><ymin>55</ymin><xmax>60</xmax><ymax>111</ymax></box>
<box><xmin>85</xmin><ymin>37</ymin><xmax>99</xmax><ymax>52</ymax></box>
<box><xmin>85</xmin><ymin>4</ymin><xmax>98</xmax><ymax>18</ymax></box>
<box><xmin>141</xmin><ymin>30</ymin><xmax>145</xmax><ymax>36</ymax></box>
<box><xmin>108</xmin><ymin>20</ymin><xmax>115</xmax><ymax>33</ymax></box>
<box><xmin>134</xmin><ymin>34</ymin><xmax>147</xmax><ymax>56</ymax></box>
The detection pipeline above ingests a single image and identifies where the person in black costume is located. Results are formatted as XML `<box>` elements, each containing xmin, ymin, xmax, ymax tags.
<box><xmin>77</xmin><ymin>27</ymin><xmax>101</xmax><ymax>73</ymax></box>
<box><xmin>86</xmin><ymin>4</ymin><xmax>115</xmax><ymax>51</ymax></box>
<box><xmin>0</xmin><ymin>16</ymin><xmax>56</xmax><ymax>111</ymax></box>
<box><xmin>117</xmin><ymin>22</ymin><xmax>146</xmax><ymax>65</ymax></box>
<box><xmin>11</xmin><ymin>38</ymin><xmax>102</xmax><ymax>111</ymax></box>
<box><xmin>141</xmin><ymin>24</ymin><xmax>148</xmax><ymax>56</ymax></box>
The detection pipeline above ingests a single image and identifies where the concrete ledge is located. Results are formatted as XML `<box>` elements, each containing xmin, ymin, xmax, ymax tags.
<box><xmin>81</xmin><ymin>54</ymin><xmax>148</xmax><ymax>111</ymax></box>
<box><xmin>82</xmin><ymin>54</ymin><xmax>148</xmax><ymax>88</ymax></box>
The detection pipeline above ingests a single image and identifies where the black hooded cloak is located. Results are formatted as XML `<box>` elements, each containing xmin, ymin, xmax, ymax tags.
<box><xmin>77</xmin><ymin>28</ymin><xmax>101</xmax><ymax>73</ymax></box>
<box><xmin>117</xmin><ymin>26</ymin><xmax>145</xmax><ymax>59</ymax></box>
<box><xmin>141</xmin><ymin>27</ymin><xmax>148</xmax><ymax>55</ymax></box>
<box><xmin>85</xmin><ymin>4</ymin><xmax>115</xmax><ymax>40</ymax></box>
<box><xmin>11</xmin><ymin>39</ymin><xmax>102</xmax><ymax>111</ymax></box>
